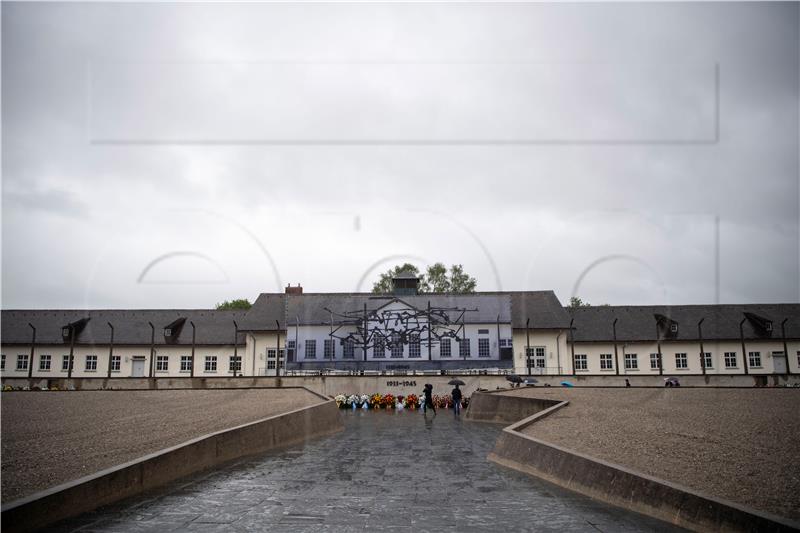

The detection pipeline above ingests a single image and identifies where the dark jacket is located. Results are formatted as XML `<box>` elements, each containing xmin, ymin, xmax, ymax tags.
<box><xmin>451</xmin><ymin>388</ymin><xmax>462</xmax><ymax>403</ymax></box>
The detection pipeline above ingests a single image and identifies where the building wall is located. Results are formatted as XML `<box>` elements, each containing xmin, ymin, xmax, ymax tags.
<box><xmin>290</xmin><ymin>322</ymin><xmax>513</xmax><ymax>364</ymax></box>
<box><xmin>568</xmin><ymin>339</ymin><xmax>800</xmax><ymax>375</ymax></box>
<box><xmin>247</xmin><ymin>331</ymin><xmax>284</xmax><ymax>376</ymax></box>
<box><xmin>0</xmin><ymin>344</ymin><xmax>246</xmax><ymax>379</ymax></box>
<box><xmin>512</xmin><ymin>329</ymin><xmax>570</xmax><ymax>375</ymax></box>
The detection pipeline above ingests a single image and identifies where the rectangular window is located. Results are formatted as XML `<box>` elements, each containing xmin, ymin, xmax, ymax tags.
<box><xmin>324</xmin><ymin>339</ymin><xmax>335</xmax><ymax>359</ymax></box>
<box><xmin>703</xmin><ymin>352</ymin><xmax>713</xmax><ymax>369</ymax></box>
<box><xmin>600</xmin><ymin>353</ymin><xmax>613</xmax><ymax>370</ymax></box>
<box><xmin>459</xmin><ymin>338</ymin><xmax>471</xmax><ymax>358</ymax></box>
<box><xmin>391</xmin><ymin>334</ymin><xmax>403</xmax><ymax>358</ymax></box>
<box><xmin>409</xmin><ymin>335</ymin><xmax>421</xmax><ymax>358</ymax></box>
<box><xmin>478</xmin><ymin>338</ymin><xmax>490</xmax><ymax>358</ymax></box>
<box><xmin>574</xmin><ymin>354</ymin><xmax>587</xmax><ymax>370</ymax></box>
<box><xmin>499</xmin><ymin>338</ymin><xmax>513</xmax><ymax>348</ymax></box>
<box><xmin>229</xmin><ymin>355</ymin><xmax>242</xmax><ymax>372</ymax></box>
<box><xmin>675</xmin><ymin>353</ymin><xmax>688</xmax><ymax>369</ymax></box>
<box><xmin>535</xmin><ymin>347</ymin><xmax>545</xmax><ymax>368</ymax></box>
<box><xmin>62</xmin><ymin>355</ymin><xmax>71</xmax><ymax>371</ymax></box>
<box><xmin>16</xmin><ymin>354</ymin><xmax>29</xmax><ymax>371</ymax></box>
<box><xmin>478</xmin><ymin>329</ymin><xmax>489</xmax><ymax>335</ymax></box>
<box><xmin>85</xmin><ymin>355</ymin><xmax>97</xmax><ymax>371</ymax></box>
<box><xmin>343</xmin><ymin>339</ymin><xmax>355</xmax><ymax>359</ymax></box>
<box><xmin>748</xmin><ymin>351</ymin><xmax>762</xmax><ymax>368</ymax></box>
<box><xmin>650</xmin><ymin>353</ymin><xmax>660</xmax><ymax>370</ymax></box>
<box><xmin>373</xmin><ymin>337</ymin><xmax>385</xmax><ymax>358</ymax></box>
<box><xmin>268</xmin><ymin>349</ymin><xmax>276</xmax><ymax>358</ymax></box>
<box><xmin>205</xmin><ymin>356</ymin><xmax>217</xmax><ymax>372</ymax></box>
<box><xmin>39</xmin><ymin>354</ymin><xmax>52</xmax><ymax>371</ymax></box>
<box><xmin>440</xmin><ymin>338</ymin><xmax>451</xmax><ymax>358</ymax></box>
<box><xmin>624</xmin><ymin>353</ymin><xmax>638</xmax><ymax>370</ymax></box>
<box><xmin>111</xmin><ymin>355</ymin><xmax>121</xmax><ymax>372</ymax></box>
<box><xmin>304</xmin><ymin>340</ymin><xmax>317</xmax><ymax>359</ymax></box>
<box><xmin>180</xmin><ymin>355</ymin><xmax>191</xmax><ymax>372</ymax></box>
<box><xmin>156</xmin><ymin>355</ymin><xmax>169</xmax><ymax>372</ymax></box>
<box><xmin>724</xmin><ymin>351</ymin><xmax>737</xmax><ymax>368</ymax></box>
<box><xmin>287</xmin><ymin>340</ymin><xmax>296</xmax><ymax>359</ymax></box>
<box><xmin>267</xmin><ymin>360</ymin><xmax>276</xmax><ymax>369</ymax></box>
<box><xmin>1</xmin><ymin>354</ymin><xmax>4</xmax><ymax>370</ymax></box>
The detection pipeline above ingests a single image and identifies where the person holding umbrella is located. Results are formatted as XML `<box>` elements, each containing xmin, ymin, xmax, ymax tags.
<box><xmin>449</xmin><ymin>378</ymin><xmax>465</xmax><ymax>416</ymax></box>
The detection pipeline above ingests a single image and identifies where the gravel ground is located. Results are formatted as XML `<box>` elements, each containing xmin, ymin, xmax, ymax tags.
<box><xmin>1</xmin><ymin>388</ymin><xmax>320</xmax><ymax>502</ymax></box>
<box><xmin>502</xmin><ymin>387</ymin><xmax>800</xmax><ymax>521</ymax></box>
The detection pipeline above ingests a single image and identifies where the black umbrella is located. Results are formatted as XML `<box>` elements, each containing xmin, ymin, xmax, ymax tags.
<box><xmin>506</xmin><ymin>374</ymin><xmax>523</xmax><ymax>384</ymax></box>
<box><xmin>448</xmin><ymin>379</ymin><xmax>466</xmax><ymax>386</ymax></box>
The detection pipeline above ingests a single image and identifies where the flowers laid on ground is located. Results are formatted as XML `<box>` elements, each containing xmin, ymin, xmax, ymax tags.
<box><xmin>334</xmin><ymin>392</ymin><xmax>468</xmax><ymax>409</ymax></box>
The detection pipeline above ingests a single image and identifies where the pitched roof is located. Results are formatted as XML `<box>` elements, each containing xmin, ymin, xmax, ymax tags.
<box><xmin>568</xmin><ymin>304</ymin><xmax>800</xmax><ymax>342</ymax></box>
<box><xmin>1</xmin><ymin>309</ymin><xmax>247</xmax><ymax>346</ymax></box>
<box><xmin>508</xmin><ymin>291</ymin><xmax>572</xmax><ymax>329</ymax></box>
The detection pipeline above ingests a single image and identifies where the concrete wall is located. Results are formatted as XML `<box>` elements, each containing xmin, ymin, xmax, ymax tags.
<box><xmin>0</xmin><ymin>393</ymin><xmax>343</xmax><ymax>533</ymax></box>
<box><xmin>483</xmin><ymin>393</ymin><xmax>799</xmax><ymax>532</ymax></box>
<box><xmin>465</xmin><ymin>391</ymin><xmax>560</xmax><ymax>424</ymax></box>
<box><xmin>6</xmin><ymin>372</ymin><xmax>798</xmax><ymax>397</ymax></box>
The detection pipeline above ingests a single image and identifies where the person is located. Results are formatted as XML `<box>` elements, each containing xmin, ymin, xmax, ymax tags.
<box><xmin>422</xmin><ymin>383</ymin><xmax>436</xmax><ymax>414</ymax></box>
<box><xmin>451</xmin><ymin>385</ymin><xmax>463</xmax><ymax>416</ymax></box>
<box><xmin>625</xmin><ymin>378</ymin><xmax>631</xmax><ymax>388</ymax></box>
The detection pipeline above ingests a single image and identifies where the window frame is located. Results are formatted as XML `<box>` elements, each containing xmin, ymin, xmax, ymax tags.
<box><xmin>179</xmin><ymin>355</ymin><xmax>191</xmax><ymax>372</ymax></box>
<box><xmin>16</xmin><ymin>354</ymin><xmax>29</xmax><ymax>371</ymax></box>
<box><xmin>111</xmin><ymin>355</ymin><xmax>122</xmax><ymax>372</ymax></box>
<box><xmin>408</xmin><ymin>335</ymin><xmax>421</xmax><ymax>358</ymax></box>
<box><xmin>85</xmin><ymin>355</ymin><xmax>98</xmax><ymax>372</ymax></box>
<box><xmin>304</xmin><ymin>340</ymin><xmax>317</xmax><ymax>359</ymax></box>
<box><xmin>459</xmin><ymin>337</ymin><xmax>471</xmax><ymax>358</ymax></box>
<box><xmin>373</xmin><ymin>337</ymin><xmax>385</xmax><ymax>359</ymax></box>
<box><xmin>600</xmin><ymin>353</ymin><xmax>613</xmax><ymax>370</ymax></box>
<box><xmin>748</xmin><ymin>351</ymin><xmax>762</xmax><ymax>368</ymax></box>
<box><xmin>478</xmin><ymin>338</ymin><xmax>490</xmax><ymax>358</ymax></box>
<box><xmin>323</xmin><ymin>339</ymin><xmax>335</xmax><ymax>359</ymax></box>
<box><xmin>440</xmin><ymin>338</ymin><xmax>451</xmax><ymax>358</ymax></box>
<box><xmin>724</xmin><ymin>351</ymin><xmax>737</xmax><ymax>369</ymax></box>
<box><xmin>156</xmin><ymin>355</ymin><xmax>169</xmax><ymax>372</ymax></box>
<box><xmin>229</xmin><ymin>355</ymin><xmax>242</xmax><ymax>372</ymax></box>
<box><xmin>574</xmin><ymin>354</ymin><xmax>587</xmax><ymax>371</ymax></box>
<box><xmin>649</xmin><ymin>353</ymin><xmax>660</xmax><ymax>370</ymax></box>
<box><xmin>204</xmin><ymin>355</ymin><xmax>218</xmax><ymax>372</ymax></box>
<box><xmin>624</xmin><ymin>353</ymin><xmax>638</xmax><ymax>370</ymax></box>
<box><xmin>39</xmin><ymin>354</ymin><xmax>52</xmax><ymax>371</ymax></box>
<box><xmin>343</xmin><ymin>339</ymin><xmax>355</xmax><ymax>359</ymax></box>
<box><xmin>703</xmin><ymin>352</ymin><xmax>713</xmax><ymax>369</ymax></box>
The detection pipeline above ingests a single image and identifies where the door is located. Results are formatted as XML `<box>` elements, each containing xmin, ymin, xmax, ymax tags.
<box><xmin>132</xmin><ymin>358</ymin><xmax>145</xmax><ymax>377</ymax></box>
<box><xmin>773</xmin><ymin>352</ymin><xmax>787</xmax><ymax>374</ymax></box>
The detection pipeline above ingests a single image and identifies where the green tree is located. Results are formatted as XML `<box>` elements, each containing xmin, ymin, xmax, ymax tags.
<box><xmin>215</xmin><ymin>298</ymin><xmax>252</xmax><ymax>310</ymax></box>
<box><xmin>447</xmin><ymin>264</ymin><xmax>477</xmax><ymax>293</ymax></box>
<box><xmin>419</xmin><ymin>262</ymin><xmax>450</xmax><ymax>293</ymax></box>
<box><xmin>372</xmin><ymin>262</ymin><xmax>476</xmax><ymax>294</ymax></box>
<box><xmin>371</xmin><ymin>263</ymin><xmax>420</xmax><ymax>294</ymax></box>
<box><xmin>568</xmin><ymin>297</ymin><xmax>592</xmax><ymax>309</ymax></box>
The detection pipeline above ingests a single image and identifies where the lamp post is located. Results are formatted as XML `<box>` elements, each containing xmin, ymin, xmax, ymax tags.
<box><xmin>27</xmin><ymin>323</ymin><xmax>36</xmax><ymax>380</ymax></box>
<box><xmin>781</xmin><ymin>318</ymin><xmax>791</xmax><ymax>375</ymax></box>
<box><xmin>233</xmin><ymin>320</ymin><xmax>239</xmax><ymax>377</ymax></box>
<box><xmin>612</xmin><ymin>318</ymin><xmax>619</xmax><ymax>376</ymax></box>
<box><xmin>148</xmin><ymin>322</ymin><xmax>155</xmax><ymax>377</ymax></box>
<box><xmin>526</xmin><ymin>317</ymin><xmax>531</xmax><ymax>376</ymax></box>
<box><xmin>569</xmin><ymin>318</ymin><xmax>576</xmax><ymax>376</ymax></box>
<box><xmin>107</xmin><ymin>322</ymin><xmax>114</xmax><ymax>378</ymax></box>
<box><xmin>275</xmin><ymin>320</ymin><xmax>281</xmax><ymax>378</ymax></box>
<box><xmin>190</xmin><ymin>321</ymin><xmax>196</xmax><ymax>378</ymax></box>
<box><xmin>697</xmin><ymin>318</ymin><xmax>705</xmax><ymax>375</ymax></box>
<box><xmin>739</xmin><ymin>318</ymin><xmax>749</xmax><ymax>375</ymax></box>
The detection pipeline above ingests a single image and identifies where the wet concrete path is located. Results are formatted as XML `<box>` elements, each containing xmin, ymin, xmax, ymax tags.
<box><xmin>47</xmin><ymin>409</ymin><xmax>684</xmax><ymax>532</ymax></box>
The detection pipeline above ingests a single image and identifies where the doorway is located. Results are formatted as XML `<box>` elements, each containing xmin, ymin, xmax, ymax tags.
<box><xmin>132</xmin><ymin>358</ymin><xmax>145</xmax><ymax>377</ymax></box>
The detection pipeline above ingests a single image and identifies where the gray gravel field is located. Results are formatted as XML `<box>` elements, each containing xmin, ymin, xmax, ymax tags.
<box><xmin>1</xmin><ymin>388</ymin><xmax>320</xmax><ymax>502</ymax></box>
<box><xmin>503</xmin><ymin>387</ymin><xmax>800</xmax><ymax>521</ymax></box>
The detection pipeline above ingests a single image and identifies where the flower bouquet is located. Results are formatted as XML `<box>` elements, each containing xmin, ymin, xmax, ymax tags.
<box><xmin>382</xmin><ymin>394</ymin><xmax>395</xmax><ymax>409</ymax></box>
<box><xmin>370</xmin><ymin>393</ymin><xmax>383</xmax><ymax>409</ymax></box>
<box><xmin>360</xmin><ymin>394</ymin><xmax>370</xmax><ymax>409</ymax></box>
<box><xmin>404</xmin><ymin>394</ymin><xmax>419</xmax><ymax>409</ymax></box>
<box><xmin>395</xmin><ymin>395</ymin><xmax>405</xmax><ymax>410</ymax></box>
<box><xmin>334</xmin><ymin>394</ymin><xmax>347</xmax><ymax>408</ymax></box>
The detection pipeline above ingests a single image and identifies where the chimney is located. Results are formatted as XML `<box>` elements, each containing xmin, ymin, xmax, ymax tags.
<box><xmin>285</xmin><ymin>284</ymin><xmax>303</xmax><ymax>295</ymax></box>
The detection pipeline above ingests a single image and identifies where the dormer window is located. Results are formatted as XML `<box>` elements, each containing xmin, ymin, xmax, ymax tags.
<box><xmin>62</xmin><ymin>327</ymin><xmax>70</xmax><ymax>338</ymax></box>
<box><xmin>164</xmin><ymin>328</ymin><xmax>172</xmax><ymax>337</ymax></box>
<box><xmin>765</xmin><ymin>322</ymin><xmax>773</xmax><ymax>332</ymax></box>
<box><xmin>670</xmin><ymin>323</ymin><xmax>678</xmax><ymax>333</ymax></box>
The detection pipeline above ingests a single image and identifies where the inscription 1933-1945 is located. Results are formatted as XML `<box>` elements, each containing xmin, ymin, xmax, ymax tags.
<box><xmin>386</xmin><ymin>380</ymin><xmax>417</xmax><ymax>387</ymax></box>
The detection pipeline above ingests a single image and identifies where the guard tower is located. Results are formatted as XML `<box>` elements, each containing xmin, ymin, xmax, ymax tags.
<box><xmin>392</xmin><ymin>271</ymin><xmax>420</xmax><ymax>296</ymax></box>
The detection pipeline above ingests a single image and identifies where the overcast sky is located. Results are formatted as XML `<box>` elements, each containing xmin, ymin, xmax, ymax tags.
<box><xmin>2</xmin><ymin>2</ymin><xmax>798</xmax><ymax>310</ymax></box>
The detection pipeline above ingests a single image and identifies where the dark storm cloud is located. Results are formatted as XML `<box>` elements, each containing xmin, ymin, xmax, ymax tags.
<box><xmin>1</xmin><ymin>2</ymin><xmax>798</xmax><ymax>308</ymax></box>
